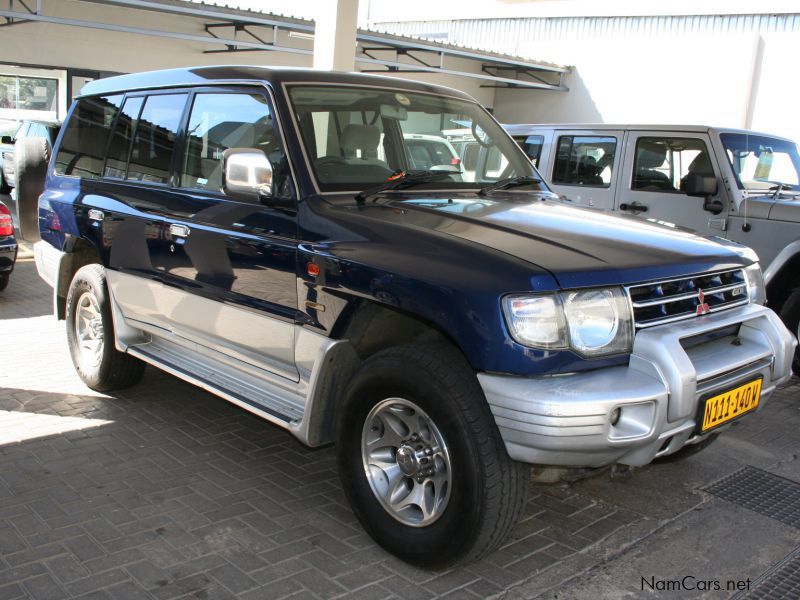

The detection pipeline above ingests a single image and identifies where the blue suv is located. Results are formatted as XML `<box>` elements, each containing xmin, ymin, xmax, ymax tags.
<box><xmin>23</xmin><ymin>67</ymin><xmax>795</xmax><ymax>567</ymax></box>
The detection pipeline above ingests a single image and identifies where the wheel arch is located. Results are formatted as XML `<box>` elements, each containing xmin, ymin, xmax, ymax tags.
<box><xmin>302</xmin><ymin>297</ymin><xmax>477</xmax><ymax>447</ymax></box>
<box><xmin>765</xmin><ymin>250</ymin><xmax>800</xmax><ymax>313</ymax></box>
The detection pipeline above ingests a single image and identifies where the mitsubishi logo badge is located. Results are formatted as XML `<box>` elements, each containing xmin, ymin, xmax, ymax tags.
<box><xmin>696</xmin><ymin>289</ymin><xmax>711</xmax><ymax>315</ymax></box>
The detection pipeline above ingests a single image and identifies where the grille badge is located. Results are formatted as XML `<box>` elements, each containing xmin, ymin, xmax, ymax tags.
<box><xmin>696</xmin><ymin>289</ymin><xmax>711</xmax><ymax>315</ymax></box>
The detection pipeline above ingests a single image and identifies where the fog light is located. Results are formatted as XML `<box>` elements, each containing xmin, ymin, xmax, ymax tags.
<box><xmin>610</xmin><ymin>407</ymin><xmax>621</xmax><ymax>426</ymax></box>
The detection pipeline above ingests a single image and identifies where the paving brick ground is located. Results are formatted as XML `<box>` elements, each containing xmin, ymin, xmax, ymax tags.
<box><xmin>1</xmin><ymin>255</ymin><xmax>800</xmax><ymax>599</ymax></box>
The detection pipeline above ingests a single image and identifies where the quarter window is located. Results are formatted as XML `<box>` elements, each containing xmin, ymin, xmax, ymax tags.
<box><xmin>126</xmin><ymin>93</ymin><xmax>187</xmax><ymax>185</ymax></box>
<box><xmin>181</xmin><ymin>92</ymin><xmax>290</xmax><ymax>197</ymax></box>
<box><xmin>552</xmin><ymin>136</ymin><xmax>616</xmax><ymax>188</ymax></box>
<box><xmin>632</xmin><ymin>137</ymin><xmax>714</xmax><ymax>193</ymax></box>
<box><xmin>53</xmin><ymin>95</ymin><xmax>123</xmax><ymax>179</ymax></box>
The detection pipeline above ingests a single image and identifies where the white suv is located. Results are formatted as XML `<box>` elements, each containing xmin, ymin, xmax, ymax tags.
<box><xmin>506</xmin><ymin>123</ymin><xmax>800</xmax><ymax>371</ymax></box>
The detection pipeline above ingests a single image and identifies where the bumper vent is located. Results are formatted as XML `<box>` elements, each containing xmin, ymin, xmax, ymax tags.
<box><xmin>627</xmin><ymin>269</ymin><xmax>749</xmax><ymax>329</ymax></box>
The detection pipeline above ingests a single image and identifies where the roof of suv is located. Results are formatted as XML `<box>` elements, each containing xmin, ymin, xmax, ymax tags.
<box><xmin>503</xmin><ymin>123</ymin><xmax>795</xmax><ymax>142</ymax></box>
<box><xmin>78</xmin><ymin>66</ymin><xmax>475</xmax><ymax>101</ymax></box>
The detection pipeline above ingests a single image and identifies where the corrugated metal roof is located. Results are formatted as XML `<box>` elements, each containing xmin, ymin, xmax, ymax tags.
<box><xmin>99</xmin><ymin>0</ymin><xmax>567</xmax><ymax>70</ymax></box>
<box><xmin>375</xmin><ymin>13</ymin><xmax>800</xmax><ymax>59</ymax></box>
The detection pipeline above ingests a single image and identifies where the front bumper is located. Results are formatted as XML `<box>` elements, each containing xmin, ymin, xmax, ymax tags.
<box><xmin>479</xmin><ymin>304</ymin><xmax>796</xmax><ymax>468</ymax></box>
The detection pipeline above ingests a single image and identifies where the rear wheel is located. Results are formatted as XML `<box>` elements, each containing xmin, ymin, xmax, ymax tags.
<box><xmin>778</xmin><ymin>288</ymin><xmax>800</xmax><ymax>376</ymax></box>
<box><xmin>337</xmin><ymin>343</ymin><xmax>529</xmax><ymax>568</ymax></box>
<box><xmin>66</xmin><ymin>264</ymin><xmax>145</xmax><ymax>391</ymax></box>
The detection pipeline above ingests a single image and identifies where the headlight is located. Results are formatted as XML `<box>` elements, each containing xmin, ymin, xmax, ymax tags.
<box><xmin>502</xmin><ymin>295</ymin><xmax>567</xmax><ymax>349</ymax></box>
<box><xmin>562</xmin><ymin>288</ymin><xmax>633</xmax><ymax>356</ymax></box>
<box><xmin>743</xmin><ymin>263</ymin><xmax>766</xmax><ymax>305</ymax></box>
<box><xmin>502</xmin><ymin>287</ymin><xmax>633</xmax><ymax>357</ymax></box>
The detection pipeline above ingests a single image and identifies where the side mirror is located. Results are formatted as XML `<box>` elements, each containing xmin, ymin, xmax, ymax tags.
<box><xmin>682</xmin><ymin>173</ymin><xmax>723</xmax><ymax>215</ymax></box>
<box><xmin>683</xmin><ymin>173</ymin><xmax>718</xmax><ymax>197</ymax></box>
<box><xmin>222</xmin><ymin>148</ymin><xmax>273</xmax><ymax>201</ymax></box>
<box><xmin>0</xmin><ymin>136</ymin><xmax>13</xmax><ymax>144</ymax></box>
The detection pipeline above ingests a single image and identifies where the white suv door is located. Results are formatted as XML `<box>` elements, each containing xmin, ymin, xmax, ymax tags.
<box><xmin>542</xmin><ymin>129</ymin><xmax>624</xmax><ymax>211</ymax></box>
<box><xmin>616</xmin><ymin>131</ymin><xmax>727</xmax><ymax>234</ymax></box>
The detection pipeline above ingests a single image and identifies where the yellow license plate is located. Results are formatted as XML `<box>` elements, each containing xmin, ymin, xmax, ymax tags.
<box><xmin>700</xmin><ymin>378</ymin><xmax>763</xmax><ymax>433</ymax></box>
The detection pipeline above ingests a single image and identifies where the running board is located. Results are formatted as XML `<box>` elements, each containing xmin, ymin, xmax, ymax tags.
<box><xmin>127</xmin><ymin>336</ymin><xmax>305</xmax><ymax>428</ymax></box>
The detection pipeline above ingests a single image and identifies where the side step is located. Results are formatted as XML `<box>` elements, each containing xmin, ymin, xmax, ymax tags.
<box><xmin>127</xmin><ymin>336</ymin><xmax>305</xmax><ymax>428</ymax></box>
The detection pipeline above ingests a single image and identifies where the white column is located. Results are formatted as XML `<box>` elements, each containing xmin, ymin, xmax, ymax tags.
<box><xmin>313</xmin><ymin>0</ymin><xmax>359</xmax><ymax>71</ymax></box>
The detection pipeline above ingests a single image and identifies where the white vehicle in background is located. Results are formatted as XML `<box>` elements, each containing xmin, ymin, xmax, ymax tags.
<box><xmin>505</xmin><ymin>123</ymin><xmax>800</xmax><ymax>372</ymax></box>
<box><xmin>402</xmin><ymin>133</ymin><xmax>462</xmax><ymax>173</ymax></box>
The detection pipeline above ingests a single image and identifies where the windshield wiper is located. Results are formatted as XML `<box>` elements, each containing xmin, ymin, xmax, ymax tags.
<box><xmin>479</xmin><ymin>176</ymin><xmax>541</xmax><ymax>196</ymax></box>
<box><xmin>355</xmin><ymin>170</ymin><xmax>459</xmax><ymax>204</ymax></box>
<box><xmin>770</xmin><ymin>183</ymin><xmax>800</xmax><ymax>199</ymax></box>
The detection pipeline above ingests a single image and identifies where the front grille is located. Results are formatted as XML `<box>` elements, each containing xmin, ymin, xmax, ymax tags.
<box><xmin>627</xmin><ymin>269</ymin><xmax>749</xmax><ymax>329</ymax></box>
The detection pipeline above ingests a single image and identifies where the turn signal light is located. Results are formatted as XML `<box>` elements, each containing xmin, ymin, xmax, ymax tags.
<box><xmin>0</xmin><ymin>204</ymin><xmax>13</xmax><ymax>237</ymax></box>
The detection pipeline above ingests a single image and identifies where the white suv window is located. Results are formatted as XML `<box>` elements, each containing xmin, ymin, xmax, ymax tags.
<box><xmin>553</xmin><ymin>136</ymin><xmax>616</xmax><ymax>188</ymax></box>
<box><xmin>632</xmin><ymin>137</ymin><xmax>714</xmax><ymax>193</ymax></box>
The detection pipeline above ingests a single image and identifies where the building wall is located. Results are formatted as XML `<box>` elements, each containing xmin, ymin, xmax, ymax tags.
<box><xmin>376</xmin><ymin>14</ymin><xmax>800</xmax><ymax>142</ymax></box>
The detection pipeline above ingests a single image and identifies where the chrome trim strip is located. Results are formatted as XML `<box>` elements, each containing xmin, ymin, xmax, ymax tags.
<box><xmin>625</xmin><ymin>267</ymin><xmax>745</xmax><ymax>289</ymax></box>
<box><xmin>634</xmin><ymin>299</ymin><xmax>750</xmax><ymax>329</ymax></box>
<box><xmin>631</xmin><ymin>282</ymin><xmax>746</xmax><ymax>308</ymax></box>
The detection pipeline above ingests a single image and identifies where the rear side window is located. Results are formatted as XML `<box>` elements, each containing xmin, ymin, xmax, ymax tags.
<box><xmin>104</xmin><ymin>96</ymin><xmax>144</xmax><ymax>179</ymax></box>
<box><xmin>513</xmin><ymin>135</ymin><xmax>544</xmax><ymax>167</ymax></box>
<box><xmin>54</xmin><ymin>95</ymin><xmax>122</xmax><ymax>179</ymax></box>
<box><xmin>126</xmin><ymin>94</ymin><xmax>187</xmax><ymax>185</ymax></box>
<box><xmin>552</xmin><ymin>135</ymin><xmax>616</xmax><ymax>188</ymax></box>
<box><xmin>632</xmin><ymin>137</ymin><xmax>713</xmax><ymax>193</ymax></box>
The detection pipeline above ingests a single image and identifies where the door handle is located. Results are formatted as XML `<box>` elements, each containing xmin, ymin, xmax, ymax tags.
<box><xmin>168</xmin><ymin>223</ymin><xmax>190</xmax><ymax>238</ymax></box>
<box><xmin>619</xmin><ymin>202</ymin><xmax>648</xmax><ymax>213</ymax></box>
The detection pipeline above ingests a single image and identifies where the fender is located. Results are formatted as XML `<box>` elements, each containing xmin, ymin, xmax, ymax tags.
<box><xmin>764</xmin><ymin>239</ymin><xmax>800</xmax><ymax>286</ymax></box>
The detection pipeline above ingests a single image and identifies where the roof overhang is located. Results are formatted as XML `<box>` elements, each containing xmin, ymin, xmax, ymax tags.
<box><xmin>0</xmin><ymin>0</ymin><xmax>569</xmax><ymax>91</ymax></box>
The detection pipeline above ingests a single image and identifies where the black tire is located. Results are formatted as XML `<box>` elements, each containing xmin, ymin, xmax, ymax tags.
<box><xmin>779</xmin><ymin>288</ymin><xmax>800</xmax><ymax>376</ymax></box>
<box><xmin>654</xmin><ymin>433</ymin><xmax>719</xmax><ymax>463</ymax></box>
<box><xmin>337</xmin><ymin>343</ymin><xmax>530</xmax><ymax>568</ymax></box>
<box><xmin>66</xmin><ymin>264</ymin><xmax>145</xmax><ymax>392</ymax></box>
<box><xmin>0</xmin><ymin>273</ymin><xmax>8</xmax><ymax>291</ymax></box>
<box><xmin>15</xmin><ymin>137</ymin><xmax>50</xmax><ymax>243</ymax></box>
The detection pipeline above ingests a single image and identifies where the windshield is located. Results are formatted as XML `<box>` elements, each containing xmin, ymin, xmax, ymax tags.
<box><xmin>288</xmin><ymin>85</ymin><xmax>540</xmax><ymax>193</ymax></box>
<box><xmin>720</xmin><ymin>133</ymin><xmax>800</xmax><ymax>192</ymax></box>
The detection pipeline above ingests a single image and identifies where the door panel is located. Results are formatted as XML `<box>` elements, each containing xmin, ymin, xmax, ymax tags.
<box><xmin>100</xmin><ymin>87</ymin><xmax>300</xmax><ymax>380</ymax></box>
<box><xmin>157</xmin><ymin>89</ymin><xmax>299</xmax><ymax>379</ymax></box>
<box><xmin>617</xmin><ymin>132</ymin><xmax>727</xmax><ymax>234</ymax></box>
<box><xmin>543</xmin><ymin>130</ymin><xmax>623</xmax><ymax>211</ymax></box>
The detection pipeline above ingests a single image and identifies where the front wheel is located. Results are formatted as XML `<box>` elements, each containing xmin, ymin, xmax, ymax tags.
<box><xmin>0</xmin><ymin>273</ymin><xmax>8</xmax><ymax>291</ymax></box>
<box><xmin>66</xmin><ymin>264</ymin><xmax>145</xmax><ymax>391</ymax></box>
<box><xmin>337</xmin><ymin>343</ymin><xmax>530</xmax><ymax>568</ymax></box>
